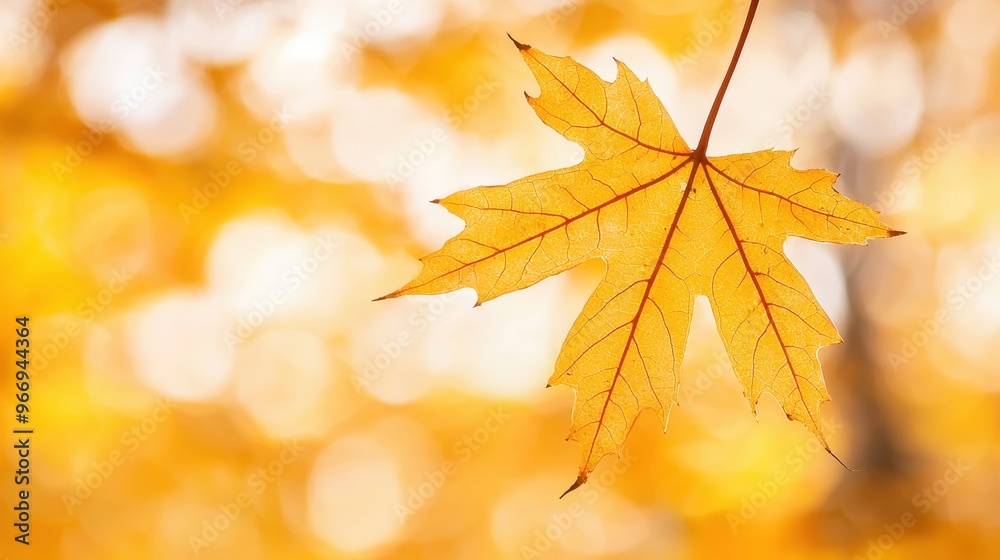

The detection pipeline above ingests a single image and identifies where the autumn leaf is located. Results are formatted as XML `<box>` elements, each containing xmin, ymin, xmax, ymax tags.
<box><xmin>378</xmin><ymin>6</ymin><xmax>900</xmax><ymax>495</ymax></box>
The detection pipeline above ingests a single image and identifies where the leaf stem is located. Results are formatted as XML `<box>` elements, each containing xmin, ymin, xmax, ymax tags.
<box><xmin>694</xmin><ymin>0</ymin><xmax>760</xmax><ymax>158</ymax></box>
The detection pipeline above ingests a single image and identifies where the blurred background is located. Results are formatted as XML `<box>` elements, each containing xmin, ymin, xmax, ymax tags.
<box><xmin>1</xmin><ymin>0</ymin><xmax>999</xmax><ymax>558</ymax></box>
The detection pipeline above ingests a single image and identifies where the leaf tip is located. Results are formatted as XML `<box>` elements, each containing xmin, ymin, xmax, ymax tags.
<box><xmin>887</xmin><ymin>229</ymin><xmax>906</xmax><ymax>237</ymax></box>
<box><xmin>559</xmin><ymin>474</ymin><xmax>587</xmax><ymax>499</ymax></box>
<box><xmin>828</xmin><ymin>448</ymin><xmax>858</xmax><ymax>472</ymax></box>
<box><xmin>430</xmin><ymin>198</ymin><xmax>441</xmax><ymax>204</ymax></box>
<box><xmin>507</xmin><ymin>33</ymin><xmax>530</xmax><ymax>51</ymax></box>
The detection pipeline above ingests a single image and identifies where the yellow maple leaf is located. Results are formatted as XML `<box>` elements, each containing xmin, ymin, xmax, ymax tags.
<box><xmin>378</xmin><ymin>27</ymin><xmax>900</xmax><ymax>494</ymax></box>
